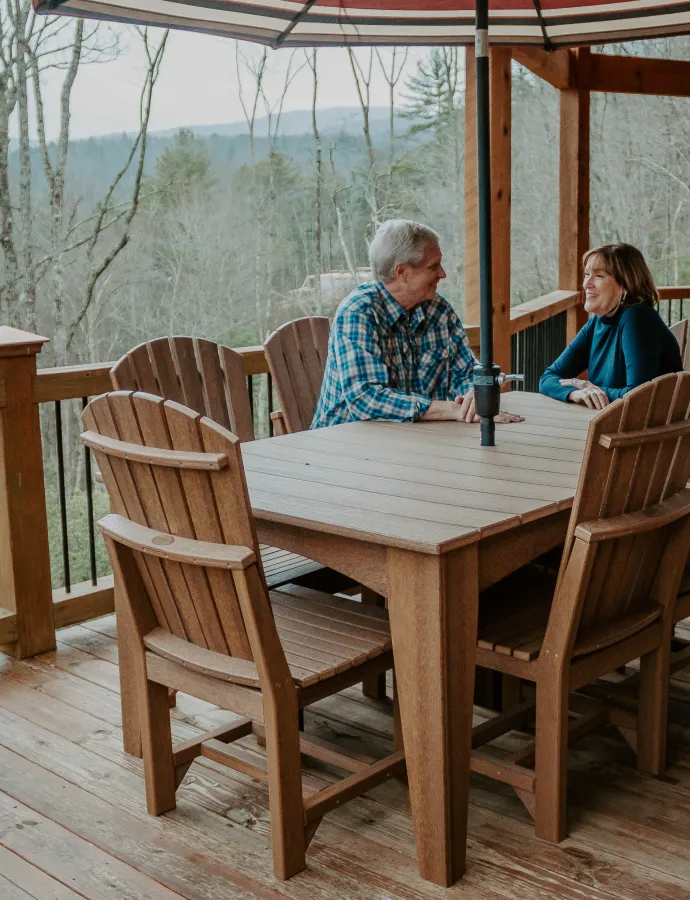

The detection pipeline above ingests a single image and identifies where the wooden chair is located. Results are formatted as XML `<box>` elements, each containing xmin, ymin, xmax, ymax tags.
<box><xmin>263</xmin><ymin>316</ymin><xmax>330</xmax><ymax>435</ymax></box>
<box><xmin>82</xmin><ymin>391</ymin><xmax>402</xmax><ymax>879</ymax></box>
<box><xmin>111</xmin><ymin>336</ymin><xmax>329</xmax><ymax>590</ymax></box>
<box><xmin>469</xmin><ymin>373</ymin><xmax>690</xmax><ymax>842</ymax></box>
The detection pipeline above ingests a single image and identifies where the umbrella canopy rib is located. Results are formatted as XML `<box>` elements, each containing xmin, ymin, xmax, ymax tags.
<box><xmin>33</xmin><ymin>0</ymin><xmax>690</xmax><ymax>48</ymax></box>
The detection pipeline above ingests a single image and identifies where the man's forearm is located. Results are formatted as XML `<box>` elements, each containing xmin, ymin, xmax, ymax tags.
<box><xmin>419</xmin><ymin>400</ymin><xmax>461</xmax><ymax>422</ymax></box>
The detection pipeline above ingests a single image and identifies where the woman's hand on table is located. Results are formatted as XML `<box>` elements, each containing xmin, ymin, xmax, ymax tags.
<box><xmin>454</xmin><ymin>391</ymin><xmax>525</xmax><ymax>424</ymax></box>
<box><xmin>560</xmin><ymin>378</ymin><xmax>610</xmax><ymax>410</ymax></box>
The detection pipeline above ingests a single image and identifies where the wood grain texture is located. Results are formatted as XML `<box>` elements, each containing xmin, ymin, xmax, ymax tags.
<box><xmin>468</xmin><ymin>374</ymin><xmax>690</xmax><ymax>841</ymax></box>
<box><xmin>3</xmin><ymin>618</ymin><xmax>690</xmax><ymax>899</ymax></box>
<box><xmin>83</xmin><ymin>391</ymin><xmax>398</xmax><ymax>881</ymax></box>
<box><xmin>0</xmin><ymin>333</ymin><xmax>54</xmax><ymax>658</ymax></box>
<box><xmin>387</xmin><ymin>544</ymin><xmax>479</xmax><ymax>885</ymax></box>
<box><xmin>580</xmin><ymin>52</ymin><xmax>690</xmax><ymax>98</ymax></box>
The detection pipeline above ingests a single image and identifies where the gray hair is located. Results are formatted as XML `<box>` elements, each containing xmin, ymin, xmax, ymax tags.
<box><xmin>368</xmin><ymin>219</ymin><xmax>440</xmax><ymax>282</ymax></box>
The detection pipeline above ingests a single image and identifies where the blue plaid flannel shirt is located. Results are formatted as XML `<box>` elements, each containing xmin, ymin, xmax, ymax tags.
<box><xmin>311</xmin><ymin>282</ymin><xmax>477</xmax><ymax>428</ymax></box>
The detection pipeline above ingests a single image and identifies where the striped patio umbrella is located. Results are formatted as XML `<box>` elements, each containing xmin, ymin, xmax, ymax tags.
<box><xmin>32</xmin><ymin>1</ymin><xmax>690</xmax><ymax>50</ymax></box>
<box><xmin>33</xmin><ymin>0</ymin><xmax>690</xmax><ymax>444</ymax></box>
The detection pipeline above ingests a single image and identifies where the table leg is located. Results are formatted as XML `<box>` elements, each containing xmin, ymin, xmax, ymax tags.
<box><xmin>387</xmin><ymin>544</ymin><xmax>478</xmax><ymax>886</ymax></box>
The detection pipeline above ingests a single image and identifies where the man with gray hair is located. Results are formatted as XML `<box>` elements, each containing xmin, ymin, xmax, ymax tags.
<box><xmin>311</xmin><ymin>218</ymin><xmax>523</xmax><ymax>428</ymax></box>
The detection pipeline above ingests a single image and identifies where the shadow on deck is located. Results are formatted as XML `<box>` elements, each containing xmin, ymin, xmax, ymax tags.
<box><xmin>1</xmin><ymin>614</ymin><xmax>690</xmax><ymax>899</ymax></box>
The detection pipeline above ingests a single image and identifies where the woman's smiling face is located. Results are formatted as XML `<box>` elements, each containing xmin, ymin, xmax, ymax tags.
<box><xmin>583</xmin><ymin>254</ymin><xmax>624</xmax><ymax>317</ymax></box>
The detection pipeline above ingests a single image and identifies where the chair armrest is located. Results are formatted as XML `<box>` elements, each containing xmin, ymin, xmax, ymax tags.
<box><xmin>575</xmin><ymin>489</ymin><xmax>690</xmax><ymax>544</ymax></box>
<box><xmin>81</xmin><ymin>431</ymin><xmax>228</xmax><ymax>470</ymax></box>
<box><xmin>270</xmin><ymin>410</ymin><xmax>288</xmax><ymax>436</ymax></box>
<box><xmin>144</xmin><ymin>627</ymin><xmax>260</xmax><ymax>687</ymax></box>
<box><xmin>99</xmin><ymin>513</ymin><xmax>256</xmax><ymax>570</ymax></box>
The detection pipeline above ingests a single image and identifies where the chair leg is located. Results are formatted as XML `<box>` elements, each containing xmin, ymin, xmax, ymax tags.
<box><xmin>637</xmin><ymin>640</ymin><xmax>670</xmax><ymax>776</ymax></box>
<box><xmin>139</xmin><ymin>678</ymin><xmax>177</xmax><ymax>816</ymax></box>
<box><xmin>264</xmin><ymin>696</ymin><xmax>307</xmax><ymax>879</ymax></box>
<box><xmin>534</xmin><ymin>676</ymin><xmax>569</xmax><ymax>843</ymax></box>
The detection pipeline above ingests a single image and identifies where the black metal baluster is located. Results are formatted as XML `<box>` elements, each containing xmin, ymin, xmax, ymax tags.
<box><xmin>82</xmin><ymin>397</ymin><xmax>98</xmax><ymax>586</ymax></box>
<box><xmin>267</xmin><ymin>372</ymin><xmax>274</xmax><ymax>437</ymax></box>
<box><xmin>247</xmin><ymin>375</ymin><xmax>255</xmax><ymax>437</ymax></box>
<box><xmin>55</xmin><ymin>401</ymin><xmax>71</xmax><ymax>593</ymax></box>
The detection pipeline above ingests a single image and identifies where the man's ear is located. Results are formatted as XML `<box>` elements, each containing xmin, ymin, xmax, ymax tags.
<box><xmin>393</xmin><ymin>261</ymin><xmax>407</xmax><ymax>281</ymax></box>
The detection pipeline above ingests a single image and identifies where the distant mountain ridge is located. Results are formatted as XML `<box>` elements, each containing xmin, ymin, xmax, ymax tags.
<box><xmin>119</xmin><ymin>106</ymin><xmax>404</xmax><ymax>140</ymax></box>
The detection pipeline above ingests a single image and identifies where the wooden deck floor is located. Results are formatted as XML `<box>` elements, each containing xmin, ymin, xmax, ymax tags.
<box><xmin>1</xmin><ymin>615</ymin><xmax>690</xmax><ymax>900</ymax></box>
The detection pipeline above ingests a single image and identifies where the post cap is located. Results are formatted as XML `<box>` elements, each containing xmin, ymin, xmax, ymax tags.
<box><xmin>0</xmin><ymin>326</ymin><xmax>49</xmax><ymax>358</ymax></box>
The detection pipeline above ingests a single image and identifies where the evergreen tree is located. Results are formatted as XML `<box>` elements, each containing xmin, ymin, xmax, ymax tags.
<box><xmin>150</xmin><ymin>128</ymin><xmax>217</xmax><ymax>204</ymax></box>
<box><xmin>400</xmin><ymin>48</ymin><xmax>461</xmax><ymax>135</ymax></box>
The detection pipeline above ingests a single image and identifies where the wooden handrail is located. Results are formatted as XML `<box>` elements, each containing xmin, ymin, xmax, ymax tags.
<box><xmin>31</xmin><ymin>287</ymin><xmax>690</xmax><ymax>405</ymax></box>
<box><xmin>33</xmin><ymin>344</ymin><xmax>268</xmax><ymax>403</ymax></box>
<box><xmin>658</xmin><ymin>287</ymin><xmax>690</xmax><ymax>301</ymax></box>
<box><xmin>509</xmin><ymin>289</ymin><xmax>581</xmax><ymax>334</ymax></box>
<box><xmin>464</xmin><ymin>289</ymin><xmax>581</xmax><ymax>343</ymax></box>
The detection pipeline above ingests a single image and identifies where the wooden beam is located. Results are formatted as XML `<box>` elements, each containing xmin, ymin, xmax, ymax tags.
<box><xmin>512</xmin><ymin>47</ymin><xmax>572</xmax><ymax>90</ymax></box>
<box><xmin>580</xmin><ymin>53</ymin><xmax>690</xmax><ymax>98</ymax></box>
<box><xmin>559</xmin><ymin>47</ymin><xmax>590</xmax><ymax>342</ymax></box>
<box><xmin>464</xmin><ymin>46</ymin><xmax>512</xmax><ymax>376</ymax></box>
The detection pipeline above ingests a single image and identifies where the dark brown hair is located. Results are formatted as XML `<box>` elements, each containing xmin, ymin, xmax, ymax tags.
<box><xmin>583</xmin><ymin>243</ymin><xmax>659</xmax><ymax>307</ymax></box>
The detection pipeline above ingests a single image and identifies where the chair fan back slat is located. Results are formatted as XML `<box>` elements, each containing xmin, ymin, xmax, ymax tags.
<box><xmin>83</xmin><ymin>391</ymin><xmax>261</xmax><ymax>661</ymax></box>
<box><xmin>265</xmin><ymin>317</ymin><xmax>330</xmax><ymax>433</ymax></box>
<box><xmin>558</xmin><ymin>373</ymin><xmax>690</xmax><ymax>639</ymax></box>
<box><xmin>111</xmin><ymin>336</ymin><xmax>255</xmax><ymax>443</ymax></box>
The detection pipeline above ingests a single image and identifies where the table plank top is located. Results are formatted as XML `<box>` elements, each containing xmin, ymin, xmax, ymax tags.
<box><xmin>243</xmin><ymin>392</ymin><xmax>598</xmax><ymax>555</ymax></box>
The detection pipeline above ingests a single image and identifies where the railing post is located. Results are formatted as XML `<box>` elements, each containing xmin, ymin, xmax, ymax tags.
<box><xmin>0</xmin><ymin>327</ymin><xmax>55</xmax><ymax>658</ymax></box>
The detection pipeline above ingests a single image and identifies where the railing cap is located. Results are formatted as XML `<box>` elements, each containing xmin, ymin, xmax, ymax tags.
<box><xmin>0</xmin><ymin>327</ymin><xmax>49</xmax><ymax>359</ymax></box>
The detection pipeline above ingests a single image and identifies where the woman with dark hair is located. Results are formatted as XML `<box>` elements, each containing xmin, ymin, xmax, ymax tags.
<box><xmin>539</xmin><ymin>243</ymin><xmax>682</xmax><ymax>409</ymax></box>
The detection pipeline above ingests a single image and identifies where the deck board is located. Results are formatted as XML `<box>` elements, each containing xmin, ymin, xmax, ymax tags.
<box><xmin>1</xmin><ymin>615</ymin><xmax>690</xmax><ymax>899</ymax></box>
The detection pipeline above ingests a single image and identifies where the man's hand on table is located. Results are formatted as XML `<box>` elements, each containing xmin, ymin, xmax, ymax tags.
<box><xmin>454</xmin><ymin>391</ymin><xmax>525</xmax><ymax>424</ymax></box>
<box><xmin>418</xmin><ymin>393</ymin><xmax>525</xmax><ymax>424</ymax></box>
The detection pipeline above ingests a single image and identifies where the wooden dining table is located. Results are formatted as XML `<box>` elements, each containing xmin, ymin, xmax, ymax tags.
<box><xmin>241</xmin><ymin>391</ymin><xmax>598</xmax><ymax>887</ymax></box>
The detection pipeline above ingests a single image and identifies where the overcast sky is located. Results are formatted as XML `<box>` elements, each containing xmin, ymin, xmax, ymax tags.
<box><xmin>32</xmin><ymin>25</ymin><xmax>429</xmax><ymax>141</ymax></box>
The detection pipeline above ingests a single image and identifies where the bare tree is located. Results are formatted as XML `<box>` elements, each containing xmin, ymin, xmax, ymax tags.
<box><xmin>66</xmin><ymin>28</ymin><xmax>168</xmax><ymax>353</ymax></box>
<box><xmin>235</xmin><ymin>43</ymin><xmax>266</xmax><ymax>165</ymax></box>
<box><xmin>375</xmin><ymin>47</ymin><xmax>408</xmax><ymax>176</ymax></box>
<box><xmin>305</xmin><ymin>48</ymin><xmax>322</xmax><ymax>312</ymax></box>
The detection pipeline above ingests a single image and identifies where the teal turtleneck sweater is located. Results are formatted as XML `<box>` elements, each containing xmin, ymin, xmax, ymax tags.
<box><xmin>539</xmin><ymin>303</ymin><xmax>682</xmax><ymax>403</ymax></box>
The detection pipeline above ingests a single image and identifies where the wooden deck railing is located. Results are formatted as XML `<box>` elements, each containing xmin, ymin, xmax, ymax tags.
<box><xmin>1</xmin><ymin>285</ymin><xmax>687</xmax><ymax>659</ymax></box>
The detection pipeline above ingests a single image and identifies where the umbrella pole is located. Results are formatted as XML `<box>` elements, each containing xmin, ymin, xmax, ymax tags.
<box><xmin>473</xmin><ymin>0</ymin><xmax>500</xmax><ymax>446</ymax></box>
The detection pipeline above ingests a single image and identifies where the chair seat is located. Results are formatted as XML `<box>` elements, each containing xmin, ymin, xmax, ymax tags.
<box><xmin>478</xmin><ymin>566</ymin><xmax>661</xmax><ymax>662</ymax></box>
<box><xmin>261</xmin><ymin>545</ymin><xmax>324</xmax><ymax>588</ymax></box>
<box><xmin>144</xmin><ymin>584</ymin><xmax>391</xmax><ymax>691</ymax></box>
<box><xmin>271</xmin><ymin>585</ymin><xmax>391</xmax><ymax>688</ymax></box>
